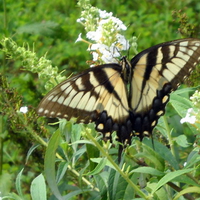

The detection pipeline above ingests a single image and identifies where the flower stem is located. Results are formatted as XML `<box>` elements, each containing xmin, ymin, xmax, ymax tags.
<box><xmin>86</xmin><ymin>129</ymin><xmax>150</xmax><ymax>199</ymax></box>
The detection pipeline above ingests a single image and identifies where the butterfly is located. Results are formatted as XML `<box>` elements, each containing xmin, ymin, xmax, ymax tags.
<box><xmin>37</xmin><ymin>38</ymin><xmax>200</xmax><ymax>149</ymax></box>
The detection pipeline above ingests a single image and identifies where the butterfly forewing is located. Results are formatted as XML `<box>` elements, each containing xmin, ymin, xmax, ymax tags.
<box><xmin>37</xmin><ymin>64</ymin><xmax>130</xmax><ymax>135</ymax></box>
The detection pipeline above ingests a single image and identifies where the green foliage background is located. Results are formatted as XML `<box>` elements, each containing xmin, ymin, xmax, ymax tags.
<box><xmin>0</xmin><ymin>0</ymin><xmax>200</xmax><ymax>199</ymax></box>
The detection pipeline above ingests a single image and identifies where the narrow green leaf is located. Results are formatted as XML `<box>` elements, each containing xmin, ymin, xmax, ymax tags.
<box><xmin>93</xmin><ymin>172</ymin><xmax>108</xmax><ymax>198</ymax></box>
<box><xmin>185</xmin><ymin>150</ymin><xmax>200</xmax><ymax>168</ymax></box>
<box><xmin>86</xmin><ymin>143</ymin><xmax>99</xmax><ymax>171</ymax></box>
<box><xmin>63</xmin><ymin>189</ymin><xmax>97</xmax><ymax>200</ymax></box>
<box><xmin>2</xmin><ymin>193</ymin><xmax>23</xmax><ymax>200</ymax></box>
<box><xmin>86</xmin><ymin>158</ymin><xmax>107</xmax><ymax>176</ymax></box>
<box><xmin>56</xmin><ymin>162</ymin><xmax>68</xmax><ymax>183</ymax></box>
<box><xmin>30</xmin><ymin>174</ymin><xmax>47</xmax><ymax>200</ymax></box>
<box><xmin>130</xmin><ymin>167</ymin><xmax>164</xmax><ymax>176</ymax></box>
<box><xmin>15</xmin><ymin>168</ymin><xmax>24</xmax><ymax>198</ymax></box>
<box><xmin>90</xmin><ymin>157</ymin><xmax>115</xmax><ymax>169</ymax></box>
<box><xmin>173</xmin><ymin>186</ymin><xmax>200</xmax><ymax>200</ymax></box>
<box><xmin>25</xmin><ymin>144</ymin><xmax>40</xmax><ymax>164</ymax></box>
<box><xmin>44</xmin><ymin>129</ymin><xmax>63</xmax><ymax>200</ymax></box>
<box><xmin>172</xmin><ymin>174</ymin><xmax>199</xmax><ymax>187</ymax></box>
<box><xmin>151</xmin><ymin>168</ymin><xmax>195</xmax><ymax>194</ymax></box>
<box><xmin>144</xmin><ymin>139</ymin><xmax>179</xmax><ymax>170</ymax></box>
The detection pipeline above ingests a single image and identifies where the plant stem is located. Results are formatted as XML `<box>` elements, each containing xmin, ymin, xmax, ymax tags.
<box><xmin>86</xmin><ymin>129</ymin><xmax>150</xmax><ymax>199</ymax></box>
<box><xmin>163</xmin><ymin>115</ymin><xmax>176</xmax><ymax>157</ymax></box>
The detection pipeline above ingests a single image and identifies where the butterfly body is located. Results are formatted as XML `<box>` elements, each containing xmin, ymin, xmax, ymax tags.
<box><xmin>37</xmin><ymin>38</ymin><xmax>200</xmax><ymax>146</ymax></box>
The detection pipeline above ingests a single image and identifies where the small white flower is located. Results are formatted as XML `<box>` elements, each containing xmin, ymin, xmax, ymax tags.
<box><xmin>111</xmin><ymin>17</ymin><xmax>127</xmax><ymax>31</ymax></box>
<box><xmin>77</xmin><ymin>17</ymin><xmax>85</xmax><ymax>23</ymax></box>
<box><xmin>89</xmin><ymin>43</ymin><xmax>101</xmax><ymax>51</ymax></box>
<box><xmin>99</xmin><ymin>9</ymin><xmax>113</xmax><ymax>18</ymax></box>
<box><xmin>116</xmin><ymin>34</ymin><xmax>130</xmax><ymax>50</ymax></box>
<box><xmin>101</xmin><ymin>50</ymin><xmax>116</xmax><ymax>63</ymax></box>
<box><xmin>92</xmin><ymin>52</ymin><xmax>99</xmax><ymax>61</ymax></box>
<box><xmin>19</xmin><ymin>106</ymin><xmax>28</xmax><ymax>114</ymax></box>
<box><xmin>180</xmin><ymin>108</ymin><xmax>196</xmax><ymax>124</ymax></box>
<box><xmin>75</xmin><ymin>33</ymin><xmax>83</xmax><ymax>43</ymax></box>
<box><xmin>86</xmin><ymin>31</ymin><xmax>101</xmax><ymax>41</ymax></box>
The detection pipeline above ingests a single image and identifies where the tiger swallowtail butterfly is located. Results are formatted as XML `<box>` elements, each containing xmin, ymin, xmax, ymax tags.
<box><xmin>37</xmin><ymin>38</ymin><xmax>200</xmax><ymax>149</ymax></box>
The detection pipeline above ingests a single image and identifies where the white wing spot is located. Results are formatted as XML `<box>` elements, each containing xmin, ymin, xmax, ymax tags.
<box><xmin>187</xmin><ymin>49</ymin><xmax>194</xmax><ymax>56</ymax></box>
<box><xmin>162</xmin><ymin>95</ymin><xmax>169</xmax><ymax>104</ymax></box>
<box><xmin>195</xmin><ymin>43</ymin><xmax>200</xmax><ymax>47</ymax></box>
<box><xmin>97</xmin><ymin>123</ymin><xmax>104</xmax><ymax>130</ymax></box>
<box><xmin>57</xmin><ymin>112</ymin><xmax>61</xmax><ymax>116</ymax></box>
<box><xmin>48</xmin><ymin>95</ymin><xmax>54</xmax><ymax>101</ymax></box>
<box><xmin>151</xmin><ymin>120</ymin><xmax>157</xmax><ymax>127</ymax></box>
<box><xmin>69</xmin><ymin>91</ymin><xmax>84</xmax><ymax>108</ymax></box>
<box><xmin>157</xmin><ymin>110</ymin><xmax>164</xmax><ymax>116</ymax></box>
<box><xmin>180</xmin><ymin>41</ymin><xmax>189</xmax><ymax>46</ymax></box>
<box><xmin>38</xmin><ymin>108</ymin><xmax>44</xmax><ymax>113</ymax></box>
<box><xmin>64</xmin><ymin>86</ymin><xmax>73</xmax><ymax>94</ymax></box>
<box><xmin>177</xmin><ymin>51</ymin><xmax>190</xmax><ymax>62</ymax></box>
<box><xmin>52</xmin><ymin>96</ymin><xmax>59</xmax><ymax>102</ymax></box>
<box><xmin>50</xmin><ymin>111</ymin><xmax>55</xmax><ymax>116</ymax></box>
<box><xmin>61</xmin><ymin>82</ymin><xmax>71</xmax><ymax>91</ymax></box>
<box><xmin>44</xmin><ymin>110</ymin><xmax>49</xmax><ymax>114</ymax></box>
<box><xmin>189</xmin><ymin>68</ymin><xmax>193</xmax><ymax>73</ymax></box>
<box><xmin>163</xmin><ymin>69</ymin><xmax>174</xmax><ymax>81</ymax></box>
<box><xmin>75</xmin><ymin>78</ymin><xmax>86</xmax><ymax>90</ymax></box>
<box><xmin>105</xmin><ymin>132</ymin><xmax>111</xmax><ymax>138</ymax></box>
<box><xmin>58</xmin><ymin>96</ymin><xmax>65</xmax><ymax>104</ymax></box>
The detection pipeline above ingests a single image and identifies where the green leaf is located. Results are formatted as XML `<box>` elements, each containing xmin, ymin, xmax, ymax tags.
<box><xmin>30</xmin><ymin>174</ymin><xmax>47</xmax><ymax>200</ymax></box>
<box><xmin>170</xmin><ymin>93</ymin><xmax>192</xmax><ymax>118</ymax></box>
<box><xmin>86</xmin><ymin>143</ymin><xmax>100</xmax><ymax>171</ymax></box>
<box><xmin>2</xmin><ymin>193</ymin><xmax>24</xmax><ymax>200</ymax></box>
<box><xmin>130</xmin><ymin>167</ymin><xmax>164</xmax><ymax>176</ymax></box>
<box><xmin>56</xmin><ymin>162</ymin><xmax>68</xmax><ymax>183</ymax></box>
<box><xmin>25</xmin><ymin>144</ymin><xmax>40</xmax><ymax>164</ymax></box>
<box><xmin>185</xmin><ymin>150</ymin><xmax>200</xmax><ymax>168</ymax></box>
<box><xmin>139</xmin><ymin>141</ymin><xmax>165</xmax><ymax>171</ymax></box>
<box><xmin>15</xmin><ymin>168</ymin><xmax>24</xmax><ymax>198</ymax></box>
<box><xmin>108</xmin><ymin>168</ymin><xmax>119</xmax><ymax>199</ymax></box>
<box><xmin>151</xmin><ymin>168</ymin><xmax>195</xmax><ymax>194</ymax></box>
<box><xmin>144</xmin><ymin>139</ymin><xmax>179</xmax><ymax>170</ymax></box>
<box><xmin>174</xmin><ymin>135</ymin><xmax>190</xmax><ymax>147</ymax></box>
<box><xmin>90</xmin><ymin>157</ymin><xmax>116</xmax><ymax>170</ymax></box>
<box><xmin>63</xmin><ymin>189</ymin><xmax>97</xmax><ymax>200</ymax></box>
<box><xmin>172</xmin><ymin>174</ymin><xmax>199</xmax><ymax>187</ymax></box>
<box><xmin>44</xmin><ymin>129</ymin><xmax>63</xmax><ymax>200</ymax></box>
<box><xmin>86</xmin><ymin>158</ymin><xmax>107</xmax><ymax>176</ymax></box>
<box><xmin>93</xmin><ymin>172</ymin><xmax>109</xmax><ymax>198</ymax></box>
<box><xmin>173</xmin><ymin>186</ymin><xmax>200</xmax><ymax>200</ymax></box>
<box><xmin>147</xmin><ymin>183</ymin><xmax>168</xmax><ymax>200</ymax></box>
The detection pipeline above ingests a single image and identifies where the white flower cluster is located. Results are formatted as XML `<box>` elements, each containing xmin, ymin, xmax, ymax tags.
<box><xmin>76</xmin><ymin>8</ymin><xmax>130</xmax><ymax>64</ymax></box>
<box><xmin>180</xmin><ymin>108</ymin><xmax>196</xmax><ymax>124</ymax></box>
